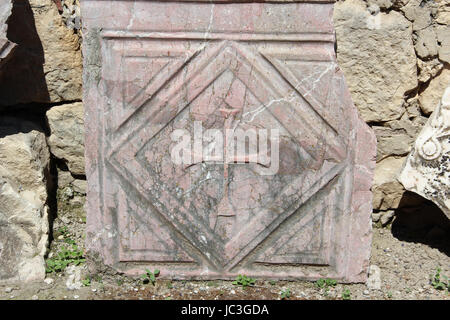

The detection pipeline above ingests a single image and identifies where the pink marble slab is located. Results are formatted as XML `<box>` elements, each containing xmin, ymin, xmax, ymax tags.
<box><xmin>81</xmin><ymin>0</ymin><xmax>376</xmax><ymax>282</ymax></box>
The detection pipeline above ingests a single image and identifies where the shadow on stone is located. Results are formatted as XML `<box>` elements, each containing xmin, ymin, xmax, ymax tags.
<box><xmin>392</xmin><ymin>194</ymin><xmax>450</xmax><ymax>257</ymax></box>
<box><xmin>0</xmin><ymin>0</ymin><xmax>49</xmax><ymax>107</ymax></box>
<box><xmin>0</xmin><ymin>104</ymin><xmax>49</xmax><ymax>138</ymax></box>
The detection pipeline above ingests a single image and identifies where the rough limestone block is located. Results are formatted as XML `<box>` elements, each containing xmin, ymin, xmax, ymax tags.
<box><xmin>436</xmin><ymin>0</ymin><xmax>450</xmax><ymax>26</ymax></box>
<box><xmin>82</xmin><ymin>0</ymin><xmax>376</xmax><ymax>282</ymax></box>
<box><xmin>419</xmin><ymin>68</ymin><xmax>450</xmax><ymax>116</ymax></box>
<box><xmin>436</xmin><ymin>26</ymin><xmax>450</xmax><ymax>64</ymax></box>
<box><xmin>0</xmin><ymin>118</ymin><xmax>50</xmax><ymax>283</ymax></box>
<box><xmin>399</xmin><ymin>86</ymin><xmax>450</xmax><ymax>220</ymax></box>
<box><xmin>372</xmin><ymin>157</ymin><xmax>406</xmax><ymax>211</ymax></box>
<box><xmin>0</xmin><ymin>0</ymin><xmax>82</xmax><ymax>107</ymax></box>
<box><xmin>334</xmin><ymin>0</ymin><xmax>417</xmax><ymax>123</ymax></box>
<box><xmin>46</xmin><ymin>102</ymin><xmax>85</xmax><ymax>176</ymax></box>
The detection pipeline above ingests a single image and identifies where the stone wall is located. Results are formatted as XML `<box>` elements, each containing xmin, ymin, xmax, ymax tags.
<box><xmin>335</xmin><ymin>0</ymin><xmax>449</xmax><ymax>226</ymax></box>
<box><xmin>0</xmin><ymin>0</ymin><xmax>448</xmax><ymax>282</ymax></box>
<box><xmin>0</xmin><ymin>0</ymin><xmax>83</xmax><ymax>283</ymax></box>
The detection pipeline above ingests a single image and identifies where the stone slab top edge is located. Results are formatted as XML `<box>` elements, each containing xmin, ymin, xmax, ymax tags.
<box><xmin>79</xmin><ymin>0</ymin><xmax>336</xmax><ymax>3</ymax></box>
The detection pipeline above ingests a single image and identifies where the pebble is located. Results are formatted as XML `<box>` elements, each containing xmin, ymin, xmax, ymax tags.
<box><xmin>9</xmin><ymin>296</ymin><xmax>14</xmax><ymax>299</ymax></box>
<box><xmin>4</xmin><ymin>287</ymin><xmax>13</xmax><ymax>293</ymax></box>
<box><xmin>363</xmin><ymin>290</ymin><xmax>369</xmax><ymax>295</ymax></box>
<box><xmin>61</xmin><ymin>216</ymin><xmax>71</xmax><ymax>224</ymax></box>
<box><xmin>74</xmin><ymin>295</ymin><xmax>79</xmax><ymax>299</ymax></box>
<box><xmin>230</xmin><ymin>289</ymin><xmax>236</xmax><ymax>295</ymax></box>
<box><xmin>367</xmin><ymin>4</ymin><xmax>380</xmax><ymax>15</ymax></box>
<box><xmin>91</xmin><ymin>288</ymin><xmax>97</xmax><ymax>293</ymax></box>
<box><xmin>44</xmin><ymin>278</ymin><xmax>54</xmax><ymax>285</ymax></box>
<box><xmin>32</xmin><ymin>295</ymin><xmax>39</xmax><ymax>300</ymax></box>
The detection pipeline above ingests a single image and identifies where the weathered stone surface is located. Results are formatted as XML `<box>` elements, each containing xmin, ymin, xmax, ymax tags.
<box><xmin>372</xmin><ymin>157</ymin><xmax>406</xmax><ymax>211</ymax></box>
<box><xmin>414</xmin><ymin>27</ymin><xmax>438</xmax><ymax>59</ymax></box>
<box><xmin>401</xmin><ymin>0</ymin><xmax>435</xmax><ymax>31</ymax></box>
<box><xmin>0</xmin><ymin>0</ymin><xmax>15</xmax><ymax>66</ymax></box>
<box><xmin>399</xmin><ymin>86</ymin><xmax>450</xmax><ymax>220</ymax></box>
<box><xmin>0</xmin><ymin>118</ymin><xmax>50</xmax><ymax>283</ymax></box>
<box><xmin>0</xmin><ymin>0</ymin><xmax>11</xmax><ymax>28</ymax></box>
<box><xmin>0</xmin><ymin>0</ymin><xmax>82</xmax><ymax>107</ymax></box>
<box><xmin>57</xmin><ymin>169</ymin><xmax>86</xmax><ymax>195</ymax></box>
<box><xmin>46</xmin><ymin>102</ymin><xmax>85</xmax><ymax>176</ymax></box>
<box><xmin>435</xmin><ymin>0</ymin><xmax>450</xmax><ymax>26</ymax></box>
<box><xmin>65</xmin><ymin>265</ymin><xmax>83</xmax><ymax>290</ymax></box>
<box><xmin>30</xmin><ymin>0</ymin><xmax>82</xmax><ymax>103</ymax></box>
<box><xmin>57</xmin><ymin>169</ymin><xmax>75</xmax><ymax>189</ymax></box>
<box><xmin>0</xmin><ymin>0</ymin><xmax>48</xmax><ymax>106</ymax></box>
<box><xmin>334</xmin><ymin>0</ymin><xmax>417</xmax><ymax>123</ymax></box>
<box><xmin>373</xmin><ymin>114</ymin><xmax>427</xmax><ymax>161</ymax></box>
<box><xmin>367</xmin><ymin>265</ymin><xmax>381</xmax><ymax>290</ymax></box>
<box><xmin>380</xmin><ymin>210</ymin><xmax>395</xmax><ymax>226</ymax></box>
<box><xmin>72</xmin><ymin>179</ymin><xmax>86</xmax><ymax>195</ymax></box>
<box><xmin>82</xmin><ymin>0</ymin><xmax>376</xmax><ymax>282</ymax></box>
<box><xmin>61</xmin><ymin>0</ymin><xmax>81</xmax><ymax>31</ymax></box>
<box><xmin>419</xmin><ymin>68</ymin><xmax>450</xmax><ymax>115</ymax></box>
<box><xmin>418</xmin><ymin>58</ymin><xmax>443</xmax><ymax>84</ymax></box>
<box><xmin>436</xmin><ymin>25</ymin><xmax>450</xmax><ymax>64</ymax></box>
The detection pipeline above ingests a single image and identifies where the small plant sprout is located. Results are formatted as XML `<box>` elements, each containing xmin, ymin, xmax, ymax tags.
<box><xmin>94</xmin><ymin>274</ymin><xmax>103</xmax><ymax>284</ymax></box>
<box><xmin>45</xmin><ymin>244</ymin><xmax>85</xmax><ymax>273</ymax></box>
<box><xmin>342</xmin><ymin>289</ymin><xmax>351</xmax><ymax>300</ymax></box>
<box><xmin>232</xmin><ymin>275</ymin><xmax>256</xmax><ymax>288</ymax></box>
<box><xmin>141</xmin><ymin>269</ymin><xmax>160</xmax><ymax>285</ymax></box>
<box><xmin>315</xmin><ymin>278</ymin><xmax>326</xmax><ymax>288</ymax></box>
<box><xmin>82</xmin><ymin>277</ymin><xmax>91</xmax><ymax>287</ymax></box>
<box><xmin>315</xmin><ymin>278</ymin><xmax>337</xmax><ymax>296</ymax></box>
<box><xmin>431</xmin><ymin>267</ymin><xmax>449</xmax><ymax>291</ymax></box>
<box><xmin>315</xmin><ymin>278</ymin><xmax>337</xmax><ymax>289</ymax></box>
<box><xmin>325</xmin><ymin>279</ymin><xmax>337</xmax><ymax>287</ymax></box>
<box><xmin>280</xmin><ymin>288</ymin><xmax>291</xmax><ymax>300</ymax></box>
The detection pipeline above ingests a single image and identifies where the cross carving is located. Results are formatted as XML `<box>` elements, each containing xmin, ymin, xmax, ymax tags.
<box><xmin>184</xmin><ymin>102</ymin><xmax>269</xmax><ymax>239</ymax></box>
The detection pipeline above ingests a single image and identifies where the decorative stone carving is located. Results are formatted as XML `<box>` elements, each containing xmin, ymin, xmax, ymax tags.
<box><xmin>399</xmin><ymin>86</ymin><xmax>450</xmax><ymax>219</ymax></box>
<box><xmin>82</xmin><ymin>0</ymin><xmax>376</xmax><ymax>282</ymax></box>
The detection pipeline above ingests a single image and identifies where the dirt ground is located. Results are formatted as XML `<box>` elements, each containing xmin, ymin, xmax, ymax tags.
<box><xmin>0</xmin><ymin>226</ymin><xmax>449</xmax><ymax>300</ymax></box>
<box><xmin>0</xmin><ymin>192</ymin><xmax>449</xmax><ymax>301</ymax></box>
